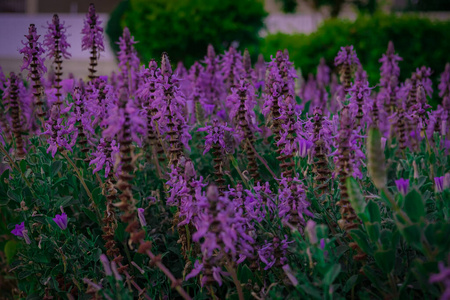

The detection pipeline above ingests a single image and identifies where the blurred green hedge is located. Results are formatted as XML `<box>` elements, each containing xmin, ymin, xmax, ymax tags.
<box><xmin>260</xmin><ymin>14</ymin><xmax>450</xmax><ymax>88</ymax></box>
<box><xmin>107</xmin><ymin>0</ymin><xmax>267</xmax><ymax>66</ymax></box>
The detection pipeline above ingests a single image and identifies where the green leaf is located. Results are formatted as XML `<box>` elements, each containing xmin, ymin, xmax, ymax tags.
<box><xmin>366</xmin><ymin>200</ymin><xmax>381</xmax><ymax>223</ymax></box>
<box><xmin>366</xmin><ymin>222</ymin><xmax>381</xmax><ymax>243</ymax></box>
<box><xmin>374</xmin><ymin>249</ymin><xmax>395</xmax><ymax>274</ymax></box>
<box><xmin>51</xmin><ymin>161</ymin><xmax>63</xmax><ymax>176</ymax></box>
<box><xmin>7</xmin><ymin>189</ymin><xmax>21</xmax><ymax>202</ymax></box>
<box><xmin>19</xmin><ymin>159</ymin><xmax>27</xmax><ymax>173</ymax></box>
<box><xmin>362</xmin><ymin>266</ymin><xmax>389</xmax><ymax>293</ymax></box>
<box><xmin>349</xmin><ymin>229</ymin><xmax>372</xmax><ymax>255</ymax></box>
<box><xmin>299</xmin><ymin>284</ymin><xmax>322</xmax><ymax>299</ymax></box>
<box><xmin>82</xmin><ymin>207</ymin><xmax>98</xmax><ymax>224</ymax></box>
<box><xmin>403</xmin><ymin>190</ymin><xmax>425</xmax><ymax>223</ymax></box>
<box><xmin>346</xmin><ymin>177</ymin><xmax>368</xmax><ymax>222</ymax></box>
<box><xmin>343</xmin><ymin>275</ymin><xmax>358</xmax><ymax>293</ymax></box>
<box><xmin>399</xmin><ymin>224</ymin><xmax>422</xmax><ymax>250</ymax></box>
<box><xmin>323</xmin><ymin>263</ymin><xmax>341</xmax><ymax>286</ymax></box>
<box><xmin>4</xmin><ymin>240</ymin><xmax>19</xmax><ymax>264</ymax></box>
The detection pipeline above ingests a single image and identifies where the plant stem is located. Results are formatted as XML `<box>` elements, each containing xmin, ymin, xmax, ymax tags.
<box><xmin>143</xmin><ymin>245</ymin><xmax>191</xmax><ymax>300</ymax></box>
<box><xmin>225</xmin><ymin>262</ymin><xmax>244</xmax><ymax>300</ymax></box>
<box><xmin>61</xmin><ymin>150</ymin><xmax>102</xmax><ymax>221</ymax></box>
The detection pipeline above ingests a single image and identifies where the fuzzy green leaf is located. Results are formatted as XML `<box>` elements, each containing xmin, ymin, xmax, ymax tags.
<box><xmin>403</xmin><ymin>190</ymin><xmax>425</xmax><ymax>223</ymax></box>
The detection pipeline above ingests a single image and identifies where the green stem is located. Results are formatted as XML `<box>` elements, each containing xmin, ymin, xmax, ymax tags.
<box><xmin>61</xmin><ymin>150</ymin><xmax>102</xmax><ymax>221</ymax></box>
<box><xmin>225</xmin><ymin>262</ymin><xmax>244</xmax><ymax>300</ymax></box>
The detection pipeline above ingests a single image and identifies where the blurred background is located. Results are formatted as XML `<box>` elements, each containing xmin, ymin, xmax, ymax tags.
<box><xmin>1</xmin><ymin>0</ymin><xmax>450</xmax><ymax>87</ymax></box>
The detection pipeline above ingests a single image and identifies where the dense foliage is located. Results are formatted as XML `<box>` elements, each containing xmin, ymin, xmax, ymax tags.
<box><xmin>107</xmin><ymin>0</ymin><xmax>267</xmax><ymax>67</ymax></box>
<box><xmin>1</xmin><ymin>5</ymin><xmax>450</xmax><ymax>300</ymax></box>
<box><xmin>261</xmin><ymin>14</ymin><xmax>450</xmax><ymax>106</ymax></box>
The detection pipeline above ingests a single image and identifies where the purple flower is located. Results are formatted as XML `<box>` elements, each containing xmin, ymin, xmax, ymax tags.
<box><xmin>305</xmin><ymin>219</ymin><xmax>318</xmax><ymax>244</ymax></box>
<box><xmin>429</xmin><ymin>261</ymin><xmax>450</xmax><ymax>300</ymax></box>
<box><xmin>439</xmin><ymin>63</ymin><xmax>450</xmax><ymax>98</ymax></box>
<box><xmin>334</xmin><ymin>45</ymin><xmax>360</xmax><ymax>68</ymax></box>
<box><xmin>11</xmin><ymin>222</ymin><xmax>26</xmax><ymax>237</ymax></box>
<box><xmin>379</xmin><ymin>41</ymin><xmax>402</xmax><ymax>88</ymax></box>
<box><xmin>221</xmin><ymin>46</ymin><xmax>244</xmax><ymax>88</ymax></box>
<box><xmin>137</xmin><ymin>208</ymin><xmax>146</xmax><ymax>227</ymax></box>
<box><xmin>100</xmin><ymin>254</ymin><xmax>112</xmax><ymax>276</ymax></box>
<box><xmin>53</xmin><ymin>212</ymin><xmax>68</xmax><ymax>230</ymax></box>
<box><xmin>435</xmin><ymin>175</ymin><xmax>448</xmax><ymax>193</ymax></box>
<box><xmin>116</xmin><ymin>27</ymin><xmax>140</xmax><ymax>92</ymax></box>
<box><xmin>258</xmin><ymin>236</ymin><xmax>292</xmax><ymax>270</ymax></box>
<box><xmin>317</xmin><ymin>58</ymin><xmax>330</xmax><ymax>87</ymax></box>
<box><xmin>197</xmin><ymin>119</ymin><xmax>233</xmax><ymax>155</ymax></box>
<box><xmin>19</xmin><ymin>24</ymin><xmax>47</xmax><ymax>79</ymax></box>
<box><xmin>81</xmin><ymin>3</ymin><xmax>105</xmax><ymax>54</ymax></box>
<box><xmin>42</xmin><ymin>104</ymin><xmax>76</xmax><ymax>157</ymax></box>
<box><xmin>185</xmin><ymin>260</ymin><xmax>204</xmax><ymax>281</ymax></box>
<box><xmin>89</xmin><ymin>138</ymin><xmax>119</xmax><ymax>178</ymax></box>
<box><xmin>395</xmin><ymin>178</ymin><xmax>409</xmax><ymax>196</ymax></box>
<box><xmin>43</xmin><ymin>14</ymin><xmax>71</xmax><ymax>59</ymax></box>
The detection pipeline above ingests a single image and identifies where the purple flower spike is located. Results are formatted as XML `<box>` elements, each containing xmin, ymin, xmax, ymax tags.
<box><xmin>20</xmin><ymin>24</ymin><xmax>47</xmax><ymax>78</ymax></box>
<box><xmin>197</xmin><ymin>119</ymin><xmax>234</xmax><ymax>155</ymax></box>
<box><xmin>379</xmin><ymin>41</ymin><xmax>402</xmax><ymax>88</ymax></box>
<box><xmin>117</xmin><ymin>27</ymin><xmax>140</xmax><ymax>92</ymax></box>
<box><xmin>395</xmin><ymin>178</ymin><xmax>409</xmax><ymax>196</ymax></box>
<box><xmin>53</xmin><ymin>212</ymin><xmax>68</xmax><ymax>230</ymax></box>
<box><xmin>11</xmin><ymin>222</ymin><xmax>26</xmax><ymax>237</ymax></box>
<box><xmin>81</xmin><ymin>3</ymin><xmax>104</xmax><ymax>53</ymax></box>
<box><xmin>334</xmin><ymin>45</ymin><xmax>360</xmax><ymax>68</ymax></box>
<box><xmin>44</xmin><ymin>14</ymin><xmax>71</xmax><ymax>59</ymax></box>
<box><xmin>439</xmin><ymin>63</ymin><xmax>450</xmax><ymax>98</ymax></box>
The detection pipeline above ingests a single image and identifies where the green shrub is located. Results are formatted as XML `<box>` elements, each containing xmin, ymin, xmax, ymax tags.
<box><xmin>107</xmin><ymin>0</ymin><xmax>267</xmax><ymax>66</ymax></box>
<box><xmin>260</xmin><ymin>14</ymin><xmax>450</xmax><ymax>95</ymax></box>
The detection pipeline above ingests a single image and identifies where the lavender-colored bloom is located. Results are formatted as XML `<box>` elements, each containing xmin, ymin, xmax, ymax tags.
<box><xmin>317</xmin><ymin>58</ymin><xmax>330</xmax><ymax>87</ymax></box>
<box><xmin>298</xmin><ymin>138</ymin><xmax>313</xmax><ymax>158</ymax></box>
<box><xmin>137</xmin><ymin>208</ymin><xmax>146</xmax><ymax>227</ymax></box>
<box><xmin>429</xmin><ymin>261</ymin><xmax>450</xmax><ymax>300</ymax></box>
<box><xmin>102</xmin><ymin>96</ymin><xmax>146</xmax><ymax>146</ymax></box>
<box><xmin>305</xmin><ymin>219</ymin><xmax>318</xmax><ymax>244</ymax></box>
<box><xmin>42</xmin><ymin>104</ymin><xmax>76</xmax><ymax>157</ymax></box>
<box><xmin>185</xmin><ymin>260</ymin><xmax>204</xmax><ymax>281</ymax></box>
<box><xmin>111</xmin><ymin>261</ymin><xmax>122</xmax><ymax>281</ymax></box>
<box><xmin>379</xmin><ymin>41</ymin><xmax>402</xmax><ymax>88</ymax></box>
<box><xmin>100</xmin><ymin>254</ymin><xmax>112</xmax><ymax>276</ymax></box>
<box><xmin>83</xmin><ymin>278</ymin><xmax>102</xmax><ymax>291</ymax></box>
<box><xmin>11</xmin><ymin>222</ymin><xmax>26</xmax><ymax>237</ymax></box>
<box><xmin>395</xmin><ymin>178</ymin><xmax>409</xmax><ymax>196</ymax></box>
<box><xmin>415</xmin><ymin>66</ymin><xmax>433</xmax><ymax>98</ymax></box>
<box><xmin>439</xmin><ymin>63</ymin><xmax>450</xmax><ymax>98</ymax></box>
<box><xmin>334</xmin><ymin>45</ymin><xmax>360</xmax><ymax>68</ymax></box>
<box><xmin>81</xmin><ymin>4</ymin><xmax>105</xmax><ymax>53</ymax></box>
<box><xmin>43</xmin><ymin>14</ymin><xmax>71</xmax><ymax>59</ymax></box>
<box><xmin>53</xmin><ymin>212</ymin><xmax>68</xmax><ymax>230</ymax></box>
<box><xmin>116</xmin><ymin>27</ymin><xmax>140</xmax><ymax>92</ymax></box>
<box><xmin>254</xmin><ymin>54</ymin><xmax>266</xmax><ymax>90</ymax></box>
<box><xmin>282</xmin><ymin>264</ymin><xmax>299</xmax><ymax>286</ymax></box>
<box><xmin>197</xmin><ymin>119</ymin><xmax>233</xmax><ymax>155</ymax></box>
<box><xmin>89</xmin><ymin>138</ymin><xmax>119</xmax><ymax>177</ymax></box>
<box><xmin>435</xmin><ymin>175</ymin><xmax>448</xmax><ymax>193</ymax></box>
<box><xmin>19</xmin><ymin>24</ymin><xmax>47</xmax><ymax>78</ymax></box>
<box><xmin>258</xmin><ymin>235</ymin><xmax>292</xmax><ymax>270</ymax></box>
<box><xmin>221</xmin><ymin>46</ymin><xmax>244</xmax><ymax>88</ymax></box>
